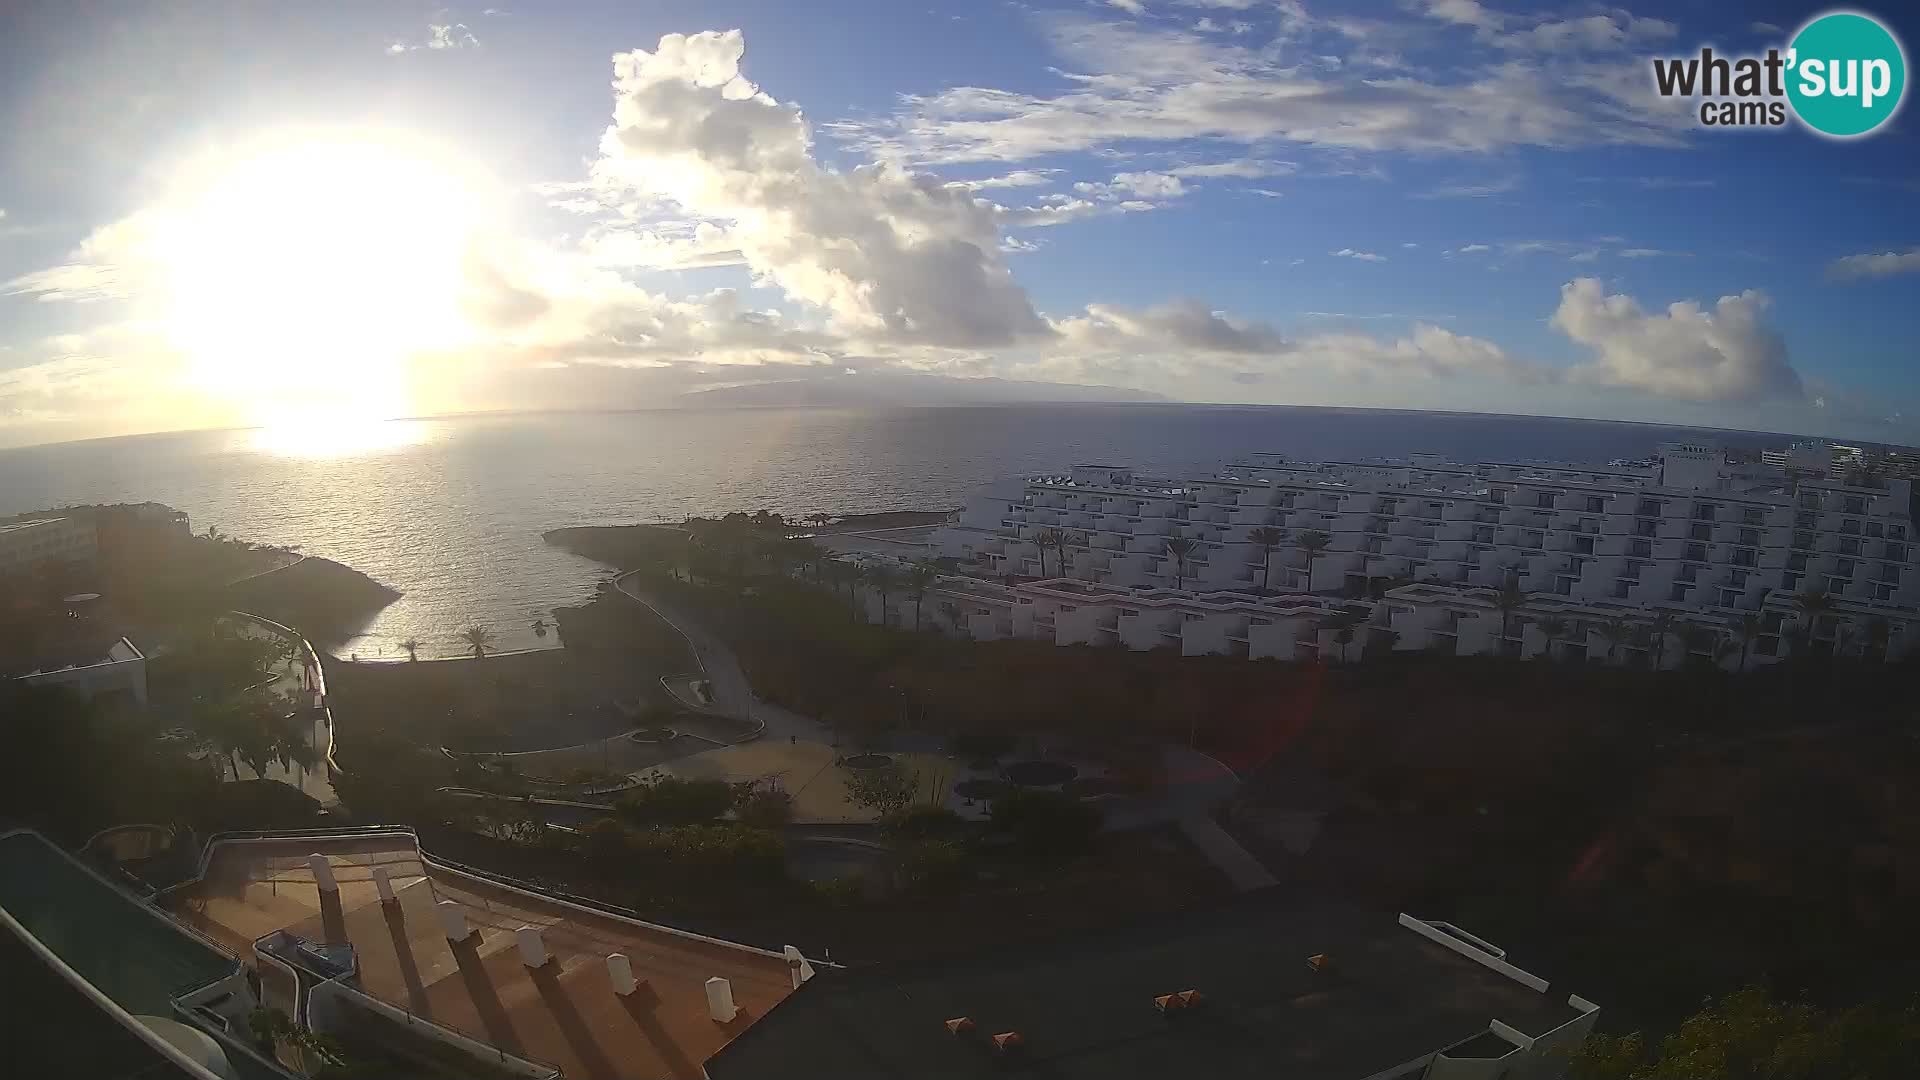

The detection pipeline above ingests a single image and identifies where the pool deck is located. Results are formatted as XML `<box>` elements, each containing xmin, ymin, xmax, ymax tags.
<box><xmin>168</xmin><ymin>834</ymin><xmax>798</xmax><ymax>1080</ymax></box>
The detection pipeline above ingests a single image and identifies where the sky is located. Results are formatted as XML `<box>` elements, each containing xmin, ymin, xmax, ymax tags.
<box><xmin>0</xmin><ymin>0</ymin><xmax>1916</xmax><ymax>449</ymax></box>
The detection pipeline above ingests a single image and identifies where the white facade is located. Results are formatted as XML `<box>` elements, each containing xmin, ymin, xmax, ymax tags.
<box><xmin>16</xmin><ymin>636</ymin><xmax>150</xmax><ymax>707</ymax></box>
<box><xmin>931</xmin><ymin>448</ymin><xmax>1920</xmax><ymax>668</ymax></box>
<box><xmin>0</xmin><ymin>516</ymin><xmax>97</xmax><ymax>576</ymax></box>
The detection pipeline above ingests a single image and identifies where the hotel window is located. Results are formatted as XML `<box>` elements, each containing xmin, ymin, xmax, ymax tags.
<box><xmin>1536</xmin><ymin>492</ymin><xmax>1555</xmax><ymax>508</ymax></box>
<box><xmin>1719</xmin><ymin>589</ymin><xmax>1739</xmax><ymax>608</ymax></box>
<box><xmin>1636</xmin><ymin>520</ymin><xmax>1659</xmax><ymax>537</ymax></box>
<box><xmin>1637</xmin><ymin>499</ymin><xmax>1662</xmax><ymax>516</ymax></box>
<box><xmin>1586</xmin><ymin>496</ymin><xmax>1606</xmax><ymax>513</ymax></box>
<box><xmin>1888</xmin><ymin>544</ymin><xmax>1909</xmax><ymax>561</ymax></box>
<box><xmin>1892</xmin><ymin>524</ymin><xmax>1908</xmax><ymax>541</ymax></box>
<box><xmin>1800</xmin><ymin>493</ymin><xmax>1821</xmax><ymax>510</ymax></box>
<box><xmin>1782</xmin><ymin>571</ymin><xmax>1802</xmax><ymax>591</ymax></box>
<box><xmin>1614</xmin><ymin>582</ymin><xmax>1632</xmax><ymax>598</ymax></box>
<box><xmin>1743</xmin><ymin>508</ymin><xmax>1766</xmax><ymax>525</ymax></box>
<box><xmin>1670</xmin><ymin>583</ymin><xmax>1691</xmax><ymax>601</ymax></box>
<box><xmin>1794</xmin><ymin>531</ymin><xmax>1815</xmax><ymax>549</ymax></box>
<box><xmin>1789</xmin><ymin>553</ymin><xmax>1808</xmax><ymax>571</ymax></box>
<box><xmin>1876</xmin><ymin>584</ymin><xmax>1896</xmax><ymax>601</ymax></box>
<box><xmin>1629</xmin><ymin>540</ymin><xmax>1652</xmax><ymax>557</ymax></box>
<box><xmin>1689</xmin><ymin>523</ymin><xmax>1712</xmax><ymax>541</ymax></box>
<box><xmin>1684</xmin><ymin>543</ymin><xmax>1707</xmax><ymax>562</ymax></box>
<box><xmin>1693</xmin><ymin>503</ymin><xmax>1718</xmax><ymax>521</ymax></box>
<box><xmin>1796</xmin><ymin>511</ymin><xmax>1818</xmax><ymax>529</ymax></box>
<box><xmin>1731</xmin><ymin>570</ymin><xmax>1750</xmax><ymax>587</ymax></box>
<box><xmin>1836</xmin><ymin>559</ymin><xmax>1856</xmax><ymax>577</ymax></box>
<box><xmin>1842</xmin><ymin>518</ymin><xmax>1862</xmax><ymax>534</ymax></box>
<box><xmin>1841</xmin><ymin>538</ymin><xmax>1861</xmax><ymax>556</ymax></box>
<box><xmin>1827</xmin><ymin>576</ymin><xmax>1849</xmax><ymax>594</ymax></box>
<box><xmin>1845</xmin><ymin>496</ymin><xmax>1867</xmax><ymax>515</ymax></box>
<box><xmin>1739</xmin><ymin>528</ymin><xmax>1761</xmax><ymax>546</ymax></box>
<box><xmin>1868</xmin><ymin>521</ymin><xmax>1884</xmax><ymax>537</ymax></box>
<box><xmin>1732</xmin><ymin>548</ymin><xmax>1756</xmax><ymax>568</ymax></box>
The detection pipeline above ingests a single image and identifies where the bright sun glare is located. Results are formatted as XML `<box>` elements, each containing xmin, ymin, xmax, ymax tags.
<box><xmin>153</xmin><ymin>132</ymin><xmax>485</xmax><ymax>454</ymax></box>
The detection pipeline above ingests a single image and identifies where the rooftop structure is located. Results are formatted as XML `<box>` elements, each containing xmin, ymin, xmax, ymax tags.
<box><xmin>707</xmin><ymin>905</ymin><xmax>1599</xmax><ymax>1080</ymax></box>
<box><xmin>0</xmin><ymin>514</ymin><xmax>97</xmax><ymax>573</ymax></box>
<box><xmin>167</xmin><ymin>830</ymin><xmax>803</xmax><ymax>1080</ymax></box>
<box><xmin>930</xmin><ymin>448</ymin><xmax>1920</xmax><ymax>668</ymax></box>
<box><xmin>13</xmin><ymin>633</ymin><xmax>150</xmax><ymax>706</ymax></box>
<box><xmin>4</xmin><ymin>827</ymin><xmax>813</xmax><ymax>1080</ymax></box>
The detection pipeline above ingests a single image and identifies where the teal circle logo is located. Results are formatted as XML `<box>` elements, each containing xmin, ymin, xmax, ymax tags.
<box><xmin>1787</xmin><ymin>12</ymin><xmax>1907</xmax><ymax>137</ymax></box>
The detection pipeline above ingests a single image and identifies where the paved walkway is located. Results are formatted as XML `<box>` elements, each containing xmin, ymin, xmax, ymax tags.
<box><xmin>609</xmin><ymin>571</ymin><xmax>1272</xmax><ymax>885</ymax></box>
<box><xmin>228</xmin><ymin>616</ymin><xmax>339</xmax><ymax>808</ymax></box>
<box><xmin>1179</xmin><ymin>815</ymin><xmax>1279</xmax><ymax>892</ymax></box>
<box><xmin>611</xmin><ymin>573</ymin><xmax>831</xmax><ymax>744</ymax></box>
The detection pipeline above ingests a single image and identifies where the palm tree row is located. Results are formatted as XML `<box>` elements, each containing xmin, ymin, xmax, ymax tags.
<box><xmin>1488</xmin><ymin>586</ymin><xmax>1888</xmax><ymax>670</ymax></box>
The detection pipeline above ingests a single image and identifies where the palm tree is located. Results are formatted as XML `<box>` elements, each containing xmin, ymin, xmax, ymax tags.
<box><xmin>1536</xmin><ymin>616</ymin><xmax>1570</xmax><ymax>661</ymax></box>
<box><xmin>1790</xmin><ymin>589</ymin><xmax>1832</xmax><ymax>656</ymax></box>
<box><xmin>906</xmin><ymin>561</ymin><xmax>938</xmax><ymax>630</ymax></box>
<box><xmin>1058</xmin><ymin>531</ymin><xmax>1085</xmax><ymax>579</ymax></box>
<box><xmin>868</xmin><ymin>564</ymin><xmax>898</xmax><ymax>626</ymax></box>
<box><xmin>1163</xmin><ymin>537</ymin><xmax>1197</xmax><ymax>591</ymax></box>
<box><xmin>1489</xmin><ymin>579</ymin><xmax>1529</xmax><ymax>653</ymax></box>
<box><xmin>807</xmin><ymin>512</ymin><xmax>833</xmax><ymax>529</ymax></box>
<box><xmin>1727</xmin><ymin>610</ymin><xmax>1765</xmax><ymax>672</ymax></box>
<box><xmin>1247</xmin><ymin>526</ymin><xmax>1288</xmax><ymax>592</ymax></box>
<box><xmin>1032</xmin><ymin>528</ymin><xmax>1064</xmax><ymax>578</ymax></box>
<box><xmin>1294</xmin><ymin>529</ymin><xmax>1332</xmax><ymax>592</ymax></box>
<box><xmin>460</xmin><ymin>625</ymin><xmax>494</xmax><ymax>660</ymax></box>
<box><xmin>1595</xmin><ymin>618</ymin><xmax>1630</xmax><ymax>665</ymax></box>
<box><xmin>1863</xmin><ymin>615</ymin><xmax>1891</xmax><ymax>662</ymax></box>
<box><xmin>937</xmin><ymin>600</ymin><xmax>965</xmax><ymax>633</ymax></box>
<box><xmin>399</xmin><ymin>638</ymin><xmax>423</xmax><ymax>663</ymax></box>
<box><xmin>531</xmin><ymin>618</ymin><xmax>549</xmax><ymax>639</ymax></box>
<box><xmin>1832</xmin><ymin>622</ymin><xmax>1860</xmax><ymax>660</ymax></box>
<box><xmin>1648</xmin><ymin>610</ymin><xmax>1676</xmax><ymax>670</ymax></box>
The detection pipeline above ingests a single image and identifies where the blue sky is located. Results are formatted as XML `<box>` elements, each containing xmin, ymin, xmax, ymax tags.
<box><xmin>0</xmin><ymin>0</ymin><xmax>1916</xmax><ymax>447</ymax></box>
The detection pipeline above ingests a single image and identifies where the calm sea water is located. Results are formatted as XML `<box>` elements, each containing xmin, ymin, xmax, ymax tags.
<box><xmin>0</xmin><ymin>405</ymin><xmax>1787</xmax><ymax>658</ymax></box>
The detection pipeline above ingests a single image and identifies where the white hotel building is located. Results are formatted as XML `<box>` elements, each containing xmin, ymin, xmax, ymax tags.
<box><xmin>926</xmin><ymin>447</ymin><xmax>1920</xmax><ymax>668</ymax></box>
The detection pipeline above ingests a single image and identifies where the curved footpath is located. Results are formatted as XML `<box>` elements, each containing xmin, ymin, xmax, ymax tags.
<box><xmin>611</xmin><ymin>571</ymin><xmax>1274</xmax><ymax>890</ymax></box>
<box><xmin>611</xmin><ymin>572</ymin><xmax>832</xmax><ymax>745</ymax></box>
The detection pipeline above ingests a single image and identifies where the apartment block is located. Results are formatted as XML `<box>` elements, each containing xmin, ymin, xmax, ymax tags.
<box><xmin>931</xmin><ymin>447</ymin><xmax>1920</xmax><ymax>668</ymax></box>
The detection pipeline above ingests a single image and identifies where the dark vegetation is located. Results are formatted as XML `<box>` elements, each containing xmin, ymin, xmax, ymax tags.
<box><xmin>1571</xmin><ymin>987</ymin><xmax>1920</xmax><ymax>1079</ymax></box>
<box><xmin>547</xmin><ymin>514</ymin><xmax>1920</xmax><ymax>1043</ymax></box>
<box><xmin>323</xmin><ymin>583</ymin><xmax>695</xmax><ymax>751</ymax></box>
<box><xmin>224</xmin><ymin>557</ymin><xmax>398</xmax><ymax>647</ymax></box>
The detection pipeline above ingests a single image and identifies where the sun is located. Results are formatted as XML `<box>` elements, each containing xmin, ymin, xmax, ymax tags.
<box><xmin>151</xmin><ymin>131</ymin><xmax>488</xmax><ymax>440</ymax></box>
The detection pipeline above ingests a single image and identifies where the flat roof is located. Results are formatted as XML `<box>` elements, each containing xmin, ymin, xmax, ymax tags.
<box><xmin>0</xmin><ymin>516</ymin><xmax>67</xmax><ymax>534</ymax></box>
<box><xmin>169</xmin><ymin>834</ymin><xmax>797</xmax><ymax>1080</ymax></box>
<box><xmin>706</xmin><ymin>903</ymin><xmax>1581</xmax><ymax>1080</ymax></box>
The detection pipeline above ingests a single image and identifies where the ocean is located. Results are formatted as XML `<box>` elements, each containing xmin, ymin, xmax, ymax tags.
<box><xmin>0</xmin><ymin>404</ymin><xmax>1793</xmax><ymax>659</ymax></box>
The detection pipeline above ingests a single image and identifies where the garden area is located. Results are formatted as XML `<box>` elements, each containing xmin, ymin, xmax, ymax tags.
<box><xmin>323</xmin><ymin>582</ymin><xmax>697</xmax><ymax>753</ymax></box>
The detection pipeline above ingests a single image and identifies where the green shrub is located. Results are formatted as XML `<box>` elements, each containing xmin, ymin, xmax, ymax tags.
<box><xmin>617</xmin><ymin>776</ymin><xmax>735</xmax><ymax>825</ymax></box>
<box><xmin>735</xmin><ymin>786</ymin><xmax>794</xmax><ymax>829</ymax></box>
<box><xmin>895</xmin><ymin>837</ymin><xmax>971</xmax><ymax>892</ymax></box>
<box><xmin>989</xmin><ymin>788</ymin><xmax>1103</xmax><ymax>856</ymax></box>
<box><xmin>883</xmin><ymin>805</ymin><xmax>964</xmax><ymax>841</ymax></box>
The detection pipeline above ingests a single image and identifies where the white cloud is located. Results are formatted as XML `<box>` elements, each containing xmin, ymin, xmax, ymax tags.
<box><xmin>1332</xmin><ymin>248</ymin><xmax>1387</xmax><ymax>262</ymax></box>
<box><xmin>1247</xmin><ymin>188</ymin><xmax>1286</xmax><ymax>198</ymax></box>
<box><xmin>388</xmin><ymin>22</ymin><xmax>479</xmax><ymax>54</ymax></box>
<box><xmin>1166</xmin><ymin>158</ymin><xmax>1295</xmax><ymax>179</ymax></box>
<box><xmin>1415</xmin><ymin>176</ymin><xmax>1520</xmax><ymax>198</ymax></box>
<box><xmin>1553</xmin><ymin>278</ymin><xmax>1801</xmax><ymax>403</ymax></box>
<box><xmin>1750</xmin><ymin>21</ymin><xmax>1784</xmax><ymax>36</ymax></box>
<box><xmin>1075</xmin><ymin>171</ymin><xmax>1189</xmax><ymax>200</ymax></box>
<box><xmin>947</xmin><ymin>169</ymin><xmax>1059</xmax><ymax>190</ymax></box>
<box><xmin>1454</xmin><ymin>243</ymin><xmax>1492</xmax><ymax>254</ymax></box>
<box><xmin>829</xmin><ymin>14</ymin><xmax>1695</xmax><ymax>164</ymax></box>
<box><xmin>1827</xmin><ymin>248</ymin><xmax>1920</xmax><ymax>281</ymax></box>
<box><xmin>590</xmin><ymin>30</ymin><xmax>1048</xmax><ymax>348</ymax></box>
<box><xmin>1106</xmin><ymin>0</ymin><xmax>1148</xmax><ymax>13</ymax></box>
